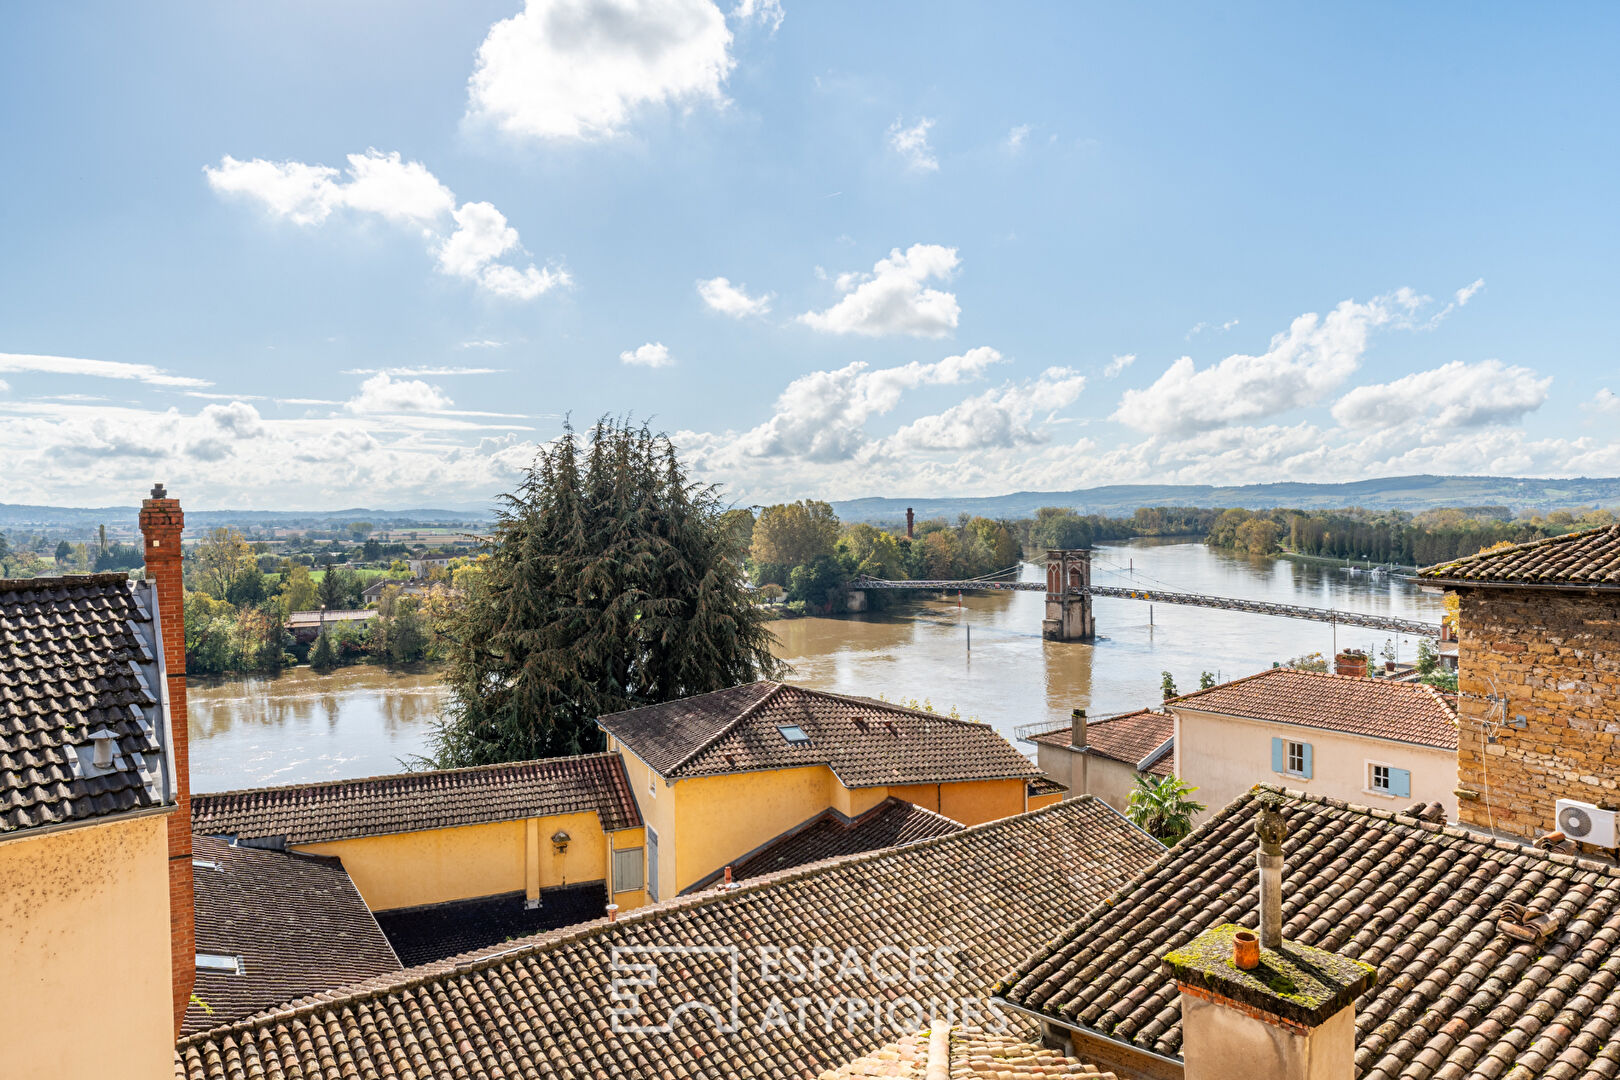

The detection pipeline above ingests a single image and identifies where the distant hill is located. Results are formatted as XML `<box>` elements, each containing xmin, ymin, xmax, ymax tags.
<box><xmin>831</xmin><ymin>474</ymin><xmax>1620</xmax><ymax>524</ymax></box>
<box><xmin>0</xmin><ymin>502</ymin><xmax>494</xmax><ymax>533</ymax></box>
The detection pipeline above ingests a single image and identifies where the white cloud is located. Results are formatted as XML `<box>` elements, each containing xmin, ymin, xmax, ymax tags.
<box><xmin>1104</xmin><ymin>354</ymin><xmax>1135</xmax><ymax>377</ymax></box>
<box><xmin>458</xmin><ymin>339</ymin><xmax>505</xmax><ymax>349</ymax></box>
<box><xmin>345</xmin><ymin>373</ymin><xmax>454</xmax><ymax>413</ymax></box>
<box><xmin>697</xmin><ymin>276</ymin><xmax>772</xmax><ymax>317</ymax></box>
<box><xmin>888</xmin><ymin>117</ymin><xmax>938</xmax><ymax>172</ymax></box>
<box><xmin>1186</xmin><ymin>318</ymin><xmax>1239</xmax><ymax>339</ymax></box>
<box><xmin>798</xmin><ymin>244</ymin><xmax>960</xmax><ymax>338</ymax></box>
<box><xmin>207</xmin><ymin>151</ymin><xmax>566</xmax><ymax>300</ymax></box>
<box><xmin>889</xmin><ymin>368</ymin><xmax>1085</xmax><ymax>451</ymax></box>
<box><xmin>1455</xmin><ymin>278</ymin><xmax>1485</xmax><ymax>306</ymax></box>
<box><xmin>184</xmin><ymin>391</ymin><xmax>265</xmax><ymax>400</ymax></box>
<box><xmin>1331</xmin><ymin>359</ymin><xmax>1550</xmax><ymax>430</ymax></box>
<box><xmin>732</xmin><ymin>0</ymin><xmax>784</xmax><ymax>32</ymax></box>
<box><xmin>620</xmin><ymin>342</ymin><xmax>673</xmax><ymax>367</ymax></box>
<box><xmin>1113</xmin><ymin>289</ymin><xmax>1428</xmax><ymax>434</ymax></box>
<box><xmin>1005</xmin><ymin>124</ymin><xmax>1031</xmax><ymax>152</ymax></box>
<box><xmin>467</xmin><ymin>0</ymin><xmax>735</xmax><ymax>141</ymax></box>
<box><xmin>0</xmin><ymin>352</ymin><xmax>210</xmax><ymax>388</ymax></box>
<box><xmin>729</xmin><ymin>346</ymin><xmax>1003</xmax><ymax>462</ymax></box>
<box><xmin>1588</xmin><ymin>388</ymin><xmax>1620</xmax><ymax>414</ymax></box>
<box><xmin>344</xmin><ymin>366</ymin><xmax>503</xmax><ymax>377</ymax></box>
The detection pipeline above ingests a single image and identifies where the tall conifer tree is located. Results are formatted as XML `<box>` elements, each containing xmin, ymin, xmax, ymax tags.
<box><xmin>427</xmin><ymin>419</ymin><xmax>781</xmax><ymax>766</ymax></box>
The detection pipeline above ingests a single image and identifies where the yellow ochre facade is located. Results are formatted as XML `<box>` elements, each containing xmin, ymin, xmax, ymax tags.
<box><xmin>0</xmin><ymin>812</ymin><xmax>176</xmax><ymax>1080</ymax></box>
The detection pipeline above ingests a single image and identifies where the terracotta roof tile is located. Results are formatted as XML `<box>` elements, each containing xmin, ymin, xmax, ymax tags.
<box><xmin>185</xmin><ymin>835</ymin><xmax>401</xmax><ymax>1035</ymax></box>
<box><xmin>190</xmin><ymin>752</ymin><xmax>641</xmax><ymax>844</ymax></box>
<box><xmin>176</xmin><ymin>797</ymin><xmax>1163</xmax><ymax>1080</ymax></box>
<box><xmin>821</xmin><ymin>1027</ymin><xmax>1116</xmax><ymax>1079</ymax></box>
<box><xmin>996</xmin><ymin>787</ymin><xmax>1620</xmax><ymax>1080</ymax></box>
<box><xmin>0</xmin><ymin>573</ymin><xmax>174</xmax><ymax>833</ymax></box>
<box><xmin>692</xmin><ymin>797</ymin><xmax>964</xmax><ymax>889</ymax></box>
<box><xmin>1418</xmin><ymin>523</ymin><xmax>1620</xmax><ymax>587</ymax></box>
<box><xmin>600</xmin><ymin>681</ymin><xmax>1042</xmax><ymax>786</ymax></box>
<box><xmin>1167</xmin><ymin>667</ymin><xmax>1458</xmax><ymax>750</ymax></box>
<box><xmin>1028</xmin><ymin>710</ymin><xmax>1176</xmax><ymax>777</ymax></box>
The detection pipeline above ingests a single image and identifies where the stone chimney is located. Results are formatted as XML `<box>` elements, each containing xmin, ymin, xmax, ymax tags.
<box><xmin>905</xmin><ymin>507</ymin><xmax>915</xmax><ymax>539</ymax></box>
<box><xmin>1162</xmin><ymin>795</ymin><xmax>1375</xmax><ymax>1080</ymax></box>
<box><xmin>1070</xmin><ymin>708</ymin><xmax>1087</xmax><ymax>750</ymax></box>
<box><xmin>140</xmin><ymin>483</ymin><xmax>193</xmax><ymax>1036</ymax></box>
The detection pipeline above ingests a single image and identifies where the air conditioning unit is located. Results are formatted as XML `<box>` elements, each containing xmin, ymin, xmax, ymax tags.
<box><xmin>1555</xmin><ymin>799</ymin><xmax>1618</xmax><ymax>848</ymax></box>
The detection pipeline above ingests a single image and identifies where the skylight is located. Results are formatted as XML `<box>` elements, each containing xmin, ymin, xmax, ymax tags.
<box><xmin>777</xmin><ymin>724</ymin><xmax>810</xmax><ymax>744</ymax></box>
<box><xmin>196</xmin><ymin>952</ymin><xmax>243</xmax><ymax>974</ymax></box>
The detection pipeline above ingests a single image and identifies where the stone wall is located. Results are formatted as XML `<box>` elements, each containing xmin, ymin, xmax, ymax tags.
<box><xmin>1455</xmin><ymin>587</ymin><xmax>1620</xmax><ymax>841</ymax></box>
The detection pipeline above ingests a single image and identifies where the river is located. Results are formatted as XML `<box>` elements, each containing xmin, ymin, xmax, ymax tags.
<box><xmin>188</xmin><ymin>539</ymin><xmax>1446</xmax><ymax>793</ymax></box>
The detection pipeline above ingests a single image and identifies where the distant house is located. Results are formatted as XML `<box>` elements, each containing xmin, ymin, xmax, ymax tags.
<box><xmin>1021</xmin><ymin>707</ymin><xmax>1175</xmax><ymax>813</ymax></box>
<box><xmin>597</xmin><ymin>681</ymin><xmax>1058</xmax><ymax>898</ymax></box>
<box><xmin>407</xmin><ymin>555</ymin><xmax>455</xmax><ymax>577</ymax></box>
<box><xmin>184</xmin><ymin>834</ymin><xmax>401</xmax><ymax>1035</ymax></box>
<box><xmin>190</xmin><ymin>754</ymin><xmax>646</xmax><ymax>965</ymax></box>
<box><xmin>1167</xmin><ymin>667</ymin><xmax>1459</xmax><ymax>821</ymax></box>
<box><xmin>359</xmin><ymin>578</ymin><xmax>430</xmax><ymax>605</ymax></box>
<box><xmin>285</xmin><ymin>607</ymin><xmax>376</xmax><ymax>643</ymax></box>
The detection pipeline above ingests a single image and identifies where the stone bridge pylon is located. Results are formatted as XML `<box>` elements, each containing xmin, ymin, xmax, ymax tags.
<box><xmin>1043</xmin><ymin>549</ymin><xmax>1094</xmax><ymax>641</ymax></box>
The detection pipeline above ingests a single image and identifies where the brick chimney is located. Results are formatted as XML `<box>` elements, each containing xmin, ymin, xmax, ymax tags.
<box><xmin>1333</xmin><ymin>649</ymin><xmax>1366</xmax><ymax>678</ymax></box>
<box><xmin>1069</xmin><ymin>708</ymin><xmax>1087</xmax><ymax>750</ymax></box>
<box><xmin>1162</xmin><ymin>795</ymin><xmax>1375</xmax><ymax>1080</ymax></box>
<box><xmin>905</xmin><ymin>507</ymin><xmax>915</xmax><ymax>539</ymax></box>
<box><xmin>140</xmin><ymin>483</ymin><xmax>193</xmax><ymax>1036</ymax></box>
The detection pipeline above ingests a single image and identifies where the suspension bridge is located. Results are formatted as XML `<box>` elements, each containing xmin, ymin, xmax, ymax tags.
<box><xmin>850</xmin><ymin>548</ymin><xmax>1441</xmax><ymax>640</ymax></box>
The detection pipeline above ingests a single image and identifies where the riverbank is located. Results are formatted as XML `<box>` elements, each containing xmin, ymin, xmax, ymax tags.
<box><xmin>1276</xmin><ymin>550</ymin><xmax>1420</xmax><ymax>573</ymax></box>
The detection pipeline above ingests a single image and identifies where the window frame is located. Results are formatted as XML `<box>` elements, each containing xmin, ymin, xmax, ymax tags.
<box><xmin>612</xmin><ymin>845</ymin><xmax>645</xmax><ymax>894</ymax></box>
<box><xmin>777</xmin><ymin>724</ymin><xmax>810</xmax><ymax>744</ymax></box>
<box><xmin>1285</xmin><ymin>740</ymin><xmax>1307</xmax><ymax>777</ymax></box>
<box><xmin>196</xmin><ymin>952</ymin><xmax>244</xmax><ymax>975</ymax></box>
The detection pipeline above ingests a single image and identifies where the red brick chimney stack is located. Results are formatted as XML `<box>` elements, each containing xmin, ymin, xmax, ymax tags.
<box><xmin>905</xmin><ymin>507</ymin><xmax>915</xmax><ymax>539</ymax></box>
<box><xmin>140</xmin><ymin>483</ymin><xmax>193</xmax><ymax>1036</ymax></box>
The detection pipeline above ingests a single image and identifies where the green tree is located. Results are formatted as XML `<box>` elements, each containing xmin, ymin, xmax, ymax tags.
<box><xmin>53</xmin><ymin>539</ymin><xmax>72</xmax><ymax>563</ymax></box>
<box><xmin>1161</xmin><ymin>670</ymin><xmax>1178</xmax><ymax>700</ymax></box>
<box><xmin>387</xmin><ymin>600</ymin><xmax>430</xmax><ymax>663</ymax></box>
<box><xmin>1199</xmin><ymin>671</ymin><xmax>1216</xmax><ymax>690</ymax></box>
<box><xmin>838</xmin><ymin>523</ymin><xmax>908</xmax><ymax>580</ymax></box>
<box><xmin>1029</xmin><ymin>508</ymin><xmax>1091</xmax><ymax>551</ymax></box>
<box><xmin>317</xmin><ymin>566</ymin><xmax>361</xmax><ymax>610</ymax></box>
<box><xmin>183</xmin><ymin>591</ymin><xmax>235</xmax><ymax>674</ymax></box>
<box><xmin>309</xmin><ymin>627</ymin><xmax>337</xmax><ymax>670</ymax></box>
<box><xmin>427</xmin><ymin>419</ymin><xmax>783</xmax><ymax>767</ymax></box>
<box><xmin>191</xmin><ymin>527</ymin><xmax>256</xmax><ymax>600</ymax></box>
<box><xmin>1126</xmin><ymin>774</ymin><xmax>1206</xmax><ymax>845</ymax></box>
<box><xmin>752</xmin><ymin>500</ymin><xmax>840</xmax><ymax>568</ymax></box>
<box><xmin>278</xmin><ymin>564</ymin><xmax>319</xmax><ymax>612</ymax></box>
<box><xmin>1415</xmin><ymin>638</ymin><xmax>1439</xmax><ymax>676</ymax></box>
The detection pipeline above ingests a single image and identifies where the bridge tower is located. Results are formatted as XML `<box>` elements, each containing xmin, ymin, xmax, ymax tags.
<box><xmin>1043</xmin><ymin>549</ymin><xmax>1094</xmax><ymax>641</ymax></box>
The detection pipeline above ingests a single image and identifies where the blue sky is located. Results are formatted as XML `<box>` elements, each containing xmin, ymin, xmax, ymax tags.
<box><xmin>1</xmin><ymin>2</ymin><xmax>1617</xmax><ymax>509</ymax></box>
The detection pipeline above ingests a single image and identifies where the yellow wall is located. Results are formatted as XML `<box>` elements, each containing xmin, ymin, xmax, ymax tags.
<box><xmin>607</xmin><ymin>827</ymin><xmax>648</xmax><ymax>910</ymax></box>
<box><xmin>302</xmin><ymin>809</ymin><xmax>612</xmax><ymax>913</ymax></box>
<box><xmin>1027</xmin><ymin>789</ymin><xmax>1065</xmax><ymax>811</ymax></box>
<box><xmin>0</xmin><ymin>814</ymin><xmax>175</xmax><ymax>1080</ymax></box>
<box><xmin>888</xmin><ymin>779</ymin><xmax>1027</xmax><ymax>825</ymax></box>
<box><xmin>671</xmin><ymin>765</ymin><xmax>835</xmax><ymax>894</ymax></box>
<box><xmin>616</xmin><ymin>746</ymin><xmax>680</xmax><ymax>901</ymax></box>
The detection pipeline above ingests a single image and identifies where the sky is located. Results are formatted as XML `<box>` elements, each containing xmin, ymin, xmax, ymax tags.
<box><xmin>1</xmin><ymin>2</ymin><xmax>1617</xmax><ymax>510</ymax></box>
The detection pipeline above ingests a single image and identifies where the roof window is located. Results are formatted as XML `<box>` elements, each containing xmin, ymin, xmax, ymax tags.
<box><xmin>196</xmin><ymin>952</ymin><xmax>244</xmax><ymax>975</ymax></box>
<box><xmin>192</xmin><ymin>857</ymin><xmax>222</xmax><ymax>871</ymax></box>
<box><xmin>777</xmin><ymin>724</ymin><xmax>810</xmax><ymax>744</ymax></box>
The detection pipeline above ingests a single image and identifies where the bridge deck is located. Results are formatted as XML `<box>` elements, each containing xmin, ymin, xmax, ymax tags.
<box><xmin>850</xmin><ymin>577</ymin><xmax>1440</xmax><ymax>637</ymax></box>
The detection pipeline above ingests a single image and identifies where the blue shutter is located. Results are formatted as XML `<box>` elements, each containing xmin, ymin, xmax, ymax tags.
<box><xmin>1389</xmin><ymin>767</ymin><xmax>1410</xmax><ymax>798</ymax></box>
<box><xmin>1300</xmin><ymin>743</ymin><xmax>1313</xmax><ymax>780</ymax></box>
<box><xmin>1271</xmin><ymin>737</ymin><xmax>1284</xmax><ymax>773</ymax></box>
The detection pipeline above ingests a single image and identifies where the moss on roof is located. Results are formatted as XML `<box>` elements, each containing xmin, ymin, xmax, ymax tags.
<box><xmin>1161</xmin><ymin>923</ymin><xmax>1376</xmax><ymax>1029</ymax></box>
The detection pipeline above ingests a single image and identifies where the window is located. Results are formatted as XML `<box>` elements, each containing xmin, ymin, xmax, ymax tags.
<box><xmin>1271</xmin><ymin>737</ymin><xmax>1312</xmax><ymax>779</ymax></box>
<box><xmin>196</xmin><ymin>953</ymin><xmax>243</xmax><ymax>975</ymax></box>
<box><xmin>613</xmin><ymin>846</ymin><xmax>645</xmax><ymax>893</ymax></box>
<box><xmin>777</xmin><ymin>724</ymin><xmax>810</xmax><ymax>744</ymax></box>
<box><xmin>192</xmin><ymin>857</ymin><xmax>221</xmax><ymax>871</ymax></box>
<box><xmin>1370</xmin><ymin>763</ymin><xmax>1391</xmax><ymax>793</ymax></box>
<box><xmin>1366</xmin><ymin>761</ymin><xmax>1410</xmax><ymax>798</ymax></box>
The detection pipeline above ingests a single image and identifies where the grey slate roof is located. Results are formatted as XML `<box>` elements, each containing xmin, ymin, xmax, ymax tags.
<box><xmin>996</xmin><ymin>787</ymin><xmax>1620</xmax><ymax>1080</ymax></box>
<box><xmin>599</xmin><ymin>681</ymin><xmax>1043</xmax><ymax>787</ymax></box>
<box><xmin>1418</xmin><ymin>523</ymin><xmax>1620</xmax><ymax>588</ymax></box>
<box><xmin>185</xmin><ymin>834</ymin><xmax>401</xmax><ymax>1035</ymax></box>
<box><xmin>0</xmin><ymin>572</ymin><xmax>174</xmax><ymax>833</ymax></box>
<box><xmin>176</xmin><ymin>797</ymin><xmax>1164</xmax><ymax>1080</ymax></box>
<box><xmin>191</xmin><ymin>752</ymin><xmax>641</xmax><ymax>845</ymax></box>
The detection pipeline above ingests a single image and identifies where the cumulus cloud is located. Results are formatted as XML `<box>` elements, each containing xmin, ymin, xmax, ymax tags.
<box><xmin>697</xmin><ymin>276</ymin><xmax>772</xmax><ymax>317</ymax></box>
<box><xmin>1331</xmin><ymin>359</ymin><xmax>1550</xmax><ymax>430</ymax></box>
<box><xmin>888</xmin><ymin>117</ymin><xmax>938</xmax><ymax>171</ymax></box>
<box><xmin>730</xmin><ymin>346</ymin><xmax>1003</xmax><ymax>462</ymax></box>
<box><xmin>1113</xmin><ymin>289</ymin><xmax>1428</xmax><ymax>434</ymax></box>
<box><xmin>1005</xmin><ymin>124</ymin><xmax>1031</xmax><ymax>152</ymax></box>
<box><xmin>798</xmin><ymin>244</ymin><xmax>960</xmax><ymax>338</ymax></box>
<box><xmin>206</xmin><ymin>150</ymin><xmax>566</xmax><ymax>299</ymax></box>
<box><xmin>620</xmin><ymin>342</ymin><xmax>673</xmax><ymax>367</ymax></box>
<box><xmin>732</xmin><ymin>0</ymin><xmax>784</xmax><ymax>32</ymax></box>
<box><xmin>1104</xmin><ymin>354</ymin><xmax>1135</xmax><ymax>377</ymax></box>
<box><xmin>345</xmin><ymin>373</ymin><xmax>454</xmax><ymax>413</ymax></box>
<box><xmin>1588</xmin><ymin>388</ymin><xmax>1620</xmax><ymax>414</ymax></box>
<box><xmin>889</xmin><ymin>368</ymin><xmax>1085</xmax><ymax>451</ymax></box>
<box><xmin>0</xmin><ymin>352</ymin><xmax>210</xmax><ymax>388</ymax></box>
<box><xmin>467</xmin><ymin>0</ymin><xmax>735</xmax><ymax>141</ymax></box>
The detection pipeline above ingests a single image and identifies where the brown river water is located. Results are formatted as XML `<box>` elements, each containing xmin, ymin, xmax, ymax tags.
<box><xmin>188</xmin><ymin>539</ymin><xmax>1445</xmax><ymax>793</ymax></box>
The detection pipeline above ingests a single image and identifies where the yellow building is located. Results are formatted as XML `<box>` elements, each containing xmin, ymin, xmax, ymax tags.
<box><xmin>598</xmin><ymin>681</ymin><xmax>1059</xmax><ymax>897</ymax></box>
<box><xmin>0</xmin><ymin>572</ymin><xmax>186</xmax><ymax>1080</ymax></box>
<box><xmin>191</xmin><ymin>752</ymin><xmax>646</xmax><ymax>964</ymax></box>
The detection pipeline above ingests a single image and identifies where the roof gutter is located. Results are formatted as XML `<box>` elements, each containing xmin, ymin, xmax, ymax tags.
<box><xmin>1413</xmin><ymin>577</ymin><xmax>1620</xmax><ymax>593</ymax></box>
<box><xmin>988</xmin><ymin>996</ymin><xmax>1188</xmax><ymax>1071</ymax></box>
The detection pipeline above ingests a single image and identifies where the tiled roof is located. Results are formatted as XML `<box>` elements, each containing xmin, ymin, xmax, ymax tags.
<box><xmin>820</xmin><ymin>1026</ymin><xmax>1116</xmax><ymax>1079</ymax></box>
<box><xmin>1418</xmin><ymin>524</ymin><xmax>1620</xmax><ymax>588</ymax></box>
<box><xmin>691</xmin><ymin>796</ymin><xmax>964</xmax><ymax>889</ymax></box>
<box><xmin>599</xmin><ymin>681</ymin><xmax>1042</xmax><ymax>787</ymax></box>
<box><xmin>190</xmin><ymin>752</ymin><xmax>641</xmax><ymax>845</ymax></box>
<box><xmin>1167</xmin><ymin>667</ymin><xmax>1458</xmax><ymax>750</ymax></box>
<box><xmin>0</xmin><ymin>573</ymin><xmax>175</xmax><ymax>833</ymax></box>
<box><xmin>176</xmin><ymin>797</ymin><xmax>1164</xmax><ymax>1080</ymax></box>
<box><xmin>1028</xmin><ymin>710</ymin><xmax>1176</xmax><ymax>777</ymax></box>
<box><xmin>185</xmin><ymin>835</ymin><xmax>401</xmax><ymax>1035</ymax></box>
<box><xmin>997</xmin><ymin>787</ymin><xmax>1620</xmax><ymax>1080</ymax></box>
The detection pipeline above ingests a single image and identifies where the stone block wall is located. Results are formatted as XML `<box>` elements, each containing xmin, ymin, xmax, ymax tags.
<box><xmin>1455</xmin><ymin>587</ymin><xmax>1620</xmax><ymax>841</ymax></box>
